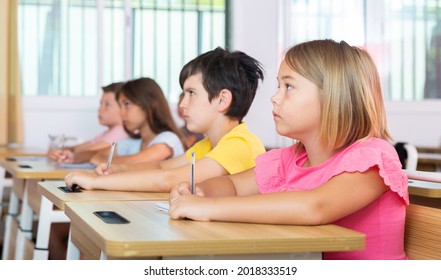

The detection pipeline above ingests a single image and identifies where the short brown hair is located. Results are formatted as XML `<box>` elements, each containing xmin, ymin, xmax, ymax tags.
<box><xmin>101</xmin><ymin>82</ymin><xmax>124</xmax><ymax>94</ymax></box>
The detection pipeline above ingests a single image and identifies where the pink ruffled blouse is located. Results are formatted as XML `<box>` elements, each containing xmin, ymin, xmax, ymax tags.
<box><xmin>254</xmin><ymin>138</ymin><xmax>409</xmax><ymax>260</ymax></box>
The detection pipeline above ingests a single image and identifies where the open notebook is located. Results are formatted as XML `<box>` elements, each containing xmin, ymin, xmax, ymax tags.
<box><xmin>155</xmin><ymin>202</ymin><xmax>170</xmax><ymax>212</ymax></box>
<box><xmin>58</xmin><ymin>163</ymin><xmax>96</xmax><ymax>169</ymax></box>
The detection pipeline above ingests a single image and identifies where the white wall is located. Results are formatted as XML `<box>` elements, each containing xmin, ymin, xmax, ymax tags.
<box><xmin>231</xmin><ymin>0</ymin><xmax>291</xmax><ymax>148</ymax></box>
<box><xmin>385</xmin><ymin>101</ymin><xmax>441</xmax><ymax>147</ymax></box>
<box><xmin>23</xmin><ymin>96</ymin><xmax>102</xmax><ymax>149</ymax></box>
<box><xmin>22</xmin><ymin>95</ymin><xmax>183</xmax><ymax>149</ymax></box>
<box><xmin>22</xmin><ymin>0</ymin><xmax>441</xmax><ymax>149</ymax></box>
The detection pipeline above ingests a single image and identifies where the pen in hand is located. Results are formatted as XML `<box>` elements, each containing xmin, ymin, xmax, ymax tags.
<box><xmin>106</xmin><ymin>142</ymin><xmax>116</xmax><ymax>171</ymax></box>
<box><xmin>191</xmin><ymin>152</ymin><xmax>195</xmax><ymax>194</ymax></box>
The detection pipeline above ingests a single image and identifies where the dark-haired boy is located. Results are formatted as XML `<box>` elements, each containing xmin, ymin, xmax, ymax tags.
<box><xmin>65</xmin><ymin>47</ymin><xmax>266</xmax><ymax>192</ymax></box>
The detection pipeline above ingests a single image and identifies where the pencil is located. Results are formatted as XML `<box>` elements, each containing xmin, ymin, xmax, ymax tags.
<box><xmin>191</xmin><ymin>152</ymin><xmax>195</xmax><ymax>194</ymax></box>
<box><xmin>106</xmin><ymin>142</ymin><xmax>116</xmax><ymax>171</ymax></box>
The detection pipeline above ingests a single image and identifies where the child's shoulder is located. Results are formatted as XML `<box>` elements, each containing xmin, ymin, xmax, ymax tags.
<box><xmin>349</xmin><ymin>138</ymin><xmax>395</xmax><ymax>154</ymax></box>
<box><xmin>335</xmin><ymin>137</ymin><xmax>401</xmax><ymax>171</ymax></box>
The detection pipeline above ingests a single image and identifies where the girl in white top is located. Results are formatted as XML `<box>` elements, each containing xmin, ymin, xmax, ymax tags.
<box><xmin>89</xmin><ymin>77</ymin><xmax>186</xmax><ymax>165</ymax></box>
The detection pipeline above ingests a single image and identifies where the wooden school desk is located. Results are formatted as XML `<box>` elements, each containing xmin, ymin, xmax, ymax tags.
<box><xmin>417</xmin><ymin>153</ymin><xmax>441</xmax><ymax>171</ymax></box>
<box><xmin>0</xmin><ymin>147</ymin><xmax>46</xmax><ymax>219</ymax></box>
<box><xmin>408</xmin><ymin>179</ymin><xmax>441</xmax><ymax>209</ymax></box>
<box><xmin>415</xmin><ymin>146</ymin><xmax>441</xmax><ymax>171</ymax></box>
<box><xmin>65</xmin><ymin>201</ymin><xmax>365</xmax><ymax>260</ymax></box>
<box><xmin>0</xmin><ymin>158</ymin><xmax>74</xmax><ymax>260</ymax></box>
<box><xmin>36</xmin><ymin>180</ymin><xmax>168</xmax><ymax>260</ymax></box>
<box><xmin>0</xmin><ymin>146</ymin><xmax>46</xmax><ymax>158</ymax></box>
<box><xmin>416</xmin><ymin>146</ymin><xmax>441</xmax><ymax>154</ymax></box>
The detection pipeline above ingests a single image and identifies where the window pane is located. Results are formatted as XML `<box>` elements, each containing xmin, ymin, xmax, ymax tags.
<box><xmin>19</xmin><ymin>0</ymin><xmax>227</xmax><ymax>99</ymax></box>
<box><xmin>19</xmin><ymin>0</ymin><xmax>99</xmax><ymax>97</ymax></box>
<box><xmin>289</xmin><ymin>0</ymin><xmax>441</xmax><ymax>101</ymax></box>
<box><xmin>102</xmin><ymin>1</ymin><xmax>126</xmax><ymax>87</ymax></box>
<box><xmin>290</xmin><ymin>0</ymin><xmax>365</xmax><ymax>45</ymax></box>
<box><xmin>381</xmin><ymin>0</ymin><xmax>441</xmax><ymax>100</ymax></box>
<box><xmin>132</xmin><ymin>0</ymin><xmax>226</xmax><ymax>103</ymax></box>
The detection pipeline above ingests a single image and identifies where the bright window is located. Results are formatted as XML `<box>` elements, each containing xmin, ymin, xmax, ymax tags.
<box><xmin>18</xmin><ymin>0</ymin><xmax>227</xmax><ymax>102</ymax></box>
<box><xmin>289</xmin><ymin>0</ymin><xmax>441</xmax><ymax>100</ymax></box>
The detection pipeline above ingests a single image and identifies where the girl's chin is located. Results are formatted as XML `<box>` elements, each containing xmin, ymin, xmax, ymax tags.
<box><xmin>275</xmin><ymin>127</ymin><xmax>289</xmax><ymax>138</ymax></box>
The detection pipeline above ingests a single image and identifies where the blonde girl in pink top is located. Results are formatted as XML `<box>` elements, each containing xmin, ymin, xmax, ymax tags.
<box><xmin>168</xmin><ymin>39</ymin><xmax>409</xmax><ymax>260</ymax></box>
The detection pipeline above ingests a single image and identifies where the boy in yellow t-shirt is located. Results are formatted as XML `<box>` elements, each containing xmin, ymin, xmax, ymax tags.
<box><xmin>64</xmin><ymin>47</ymin><xmax>266</xmax><ymax>192</ymax></box>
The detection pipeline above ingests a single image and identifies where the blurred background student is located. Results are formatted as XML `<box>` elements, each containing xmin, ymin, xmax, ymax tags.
<box><xmin>89</xmin><ymin>77</ymin><xmax>186</xmax><ymax>165</ymax></box>
<box><xmin>49</xmin><ymin>77</ymin><xmax>186</xmax><ymax>259</ymax></box>
<box><xmin>47</xmin><ymin>82</ymin><xmax>129</xmax><ymax>163</ymax></box>
<box><xmin>177</xmin><ymin>92</ymin><xmax>205</xmax><ymax>147</ymax></box>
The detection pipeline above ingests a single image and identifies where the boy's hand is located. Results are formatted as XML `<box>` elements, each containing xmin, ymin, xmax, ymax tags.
<box><xmin>64</xmin><ymin>171</ymin><xmax>96</xmax><ymax>190</ymax></box>
<box><xmin>94</xmin><ymin>162</ymin><xmax>122</xmax><ymax>176</ymax></box>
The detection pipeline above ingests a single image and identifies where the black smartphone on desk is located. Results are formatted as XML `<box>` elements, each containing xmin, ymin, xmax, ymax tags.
<box><xmin>94</xmin><ymin>211</ymin><xmax>130</xmax><ymax>224</ymax></box>
<box><xmin>58</xmin><ymin>186</ymin><xmax>82</xmax><ymax>193</ymax></box>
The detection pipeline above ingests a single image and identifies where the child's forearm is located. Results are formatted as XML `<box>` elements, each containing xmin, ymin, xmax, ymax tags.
<box><xmin>129</xmin><ymin>161</ymin><xmax>162</xmax><ymax>171</ymax></box>
<box><xmin>73</xmin><ymin>150</ymin><xmax>98</xmax><ymax>163</ymax></box>
<box><xmin>207</xmin><ymin>192</ymin><xmax>319</xmax><ymax>225</ymax></box>
<box><xmin>198</xmin><ymin>176</ymin><xmax>237</xmax><ymax>197</ymax></box>
<box><xmin>91</xmin><ymin>169</ymin><xmax>172</xmax><ymax>192</ymax></box>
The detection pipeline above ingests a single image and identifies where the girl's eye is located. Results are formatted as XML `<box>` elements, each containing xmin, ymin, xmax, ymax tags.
<box><xmin>287</xmin><ymin>84</ymin><xmax>293</xmax><ymax>90</ymax></box>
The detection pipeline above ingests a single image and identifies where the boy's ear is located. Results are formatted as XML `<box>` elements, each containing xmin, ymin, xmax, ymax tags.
<box><xmin>217</xmin><ymin>89</ymin><xmax>232</xmax><ymax>113</ymax></box>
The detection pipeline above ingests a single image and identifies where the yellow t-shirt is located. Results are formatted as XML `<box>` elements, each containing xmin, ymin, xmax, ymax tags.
<box><xmin>185</xmin><ymin>122</ymin><xmax>265</xmax><ymax>174</ymax></box>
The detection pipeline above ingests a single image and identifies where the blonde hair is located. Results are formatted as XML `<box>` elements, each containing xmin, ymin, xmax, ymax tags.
<box><xmin>284</xmin><ymin>39</ymin><xmax>392</xmax><ymax>151</ymax></box>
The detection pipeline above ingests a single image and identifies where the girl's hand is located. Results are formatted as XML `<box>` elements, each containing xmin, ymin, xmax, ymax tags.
<box><xmin>48</xmin><ymin>149</ymin><xmax>74</xmax><ymax>163</ymax></box>
<box><xmin>169</xmin><ymin>182</ymin><xmax>205</xmax><ymax>202</ymax></box>
<box><xmin>94</xmin><ymin>162</ymin><xmax>122</xmax><ymax>176</ymax></box>
<box><xmin>64</xmin><ymin>171</ymin><xmax>96</xmax><ymax>190</ymax></box>
<box><xmin>169</xmin><ymin>182</ymin><xmax>211</xmax><ymax>221</ymax></box>
<box><xmin>47</xmin><ymin>148</ymin><xmax>60</xmax><ymax>160</ymax></box>
<box><xmin>57</xmin><ymin>150</ymin><xmax>74</xmax><ymax>163</ymax></box>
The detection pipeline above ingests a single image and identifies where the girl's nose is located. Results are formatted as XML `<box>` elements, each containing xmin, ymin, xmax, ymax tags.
<box><xmin>271</xmin><ymin>93</ymin><xmax>279</xmax><ymax>105</ymax></box>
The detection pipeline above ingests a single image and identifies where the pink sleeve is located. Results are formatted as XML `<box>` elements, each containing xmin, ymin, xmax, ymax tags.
<box><xmin>254</xmin><ymin>148</ymin><xmax>286</xmax><ymax>194</ymax></box>
<box><xmin>91</xmin><ymin>126</ymin><xmax>128</xmax><ymax>145</ymax></box>
<box><xmin>328</xmin><ymin>143</ymin><xmax>409</xmax><ymax>204</ymax></box>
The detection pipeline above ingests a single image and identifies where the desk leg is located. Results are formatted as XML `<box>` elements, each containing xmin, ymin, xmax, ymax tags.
<box><xmin>1</xmin><ymin>182</ymin><xmax>21</xmax><ymax>260</ymax></box>
<box><xmin>66</xmin><ymin>227</ymin><xmax>80</xmax><ymax>260</ymax></box>
<box><xmin>33</xmin><ymin>195</ymin><xmax>70</xmax><ymax>260</ymax></box>
<box><xmin>0</xmin><ymin>166</ymin><xmax>7</xmax><ymax>219</ymax></box>
<box><xmin>14</xmin><ymin>181</ymin><xmax>34</xmax><ymax>260</ymax></box>
<box><xmin>100</xmin><ymin>251</ymin><xmax>108</xmax><ymax>260</ymax></box>
<box><xmin>33</xmin><ymin>195</ymin><xmax>54</xmax><ymax>260</ymax></box>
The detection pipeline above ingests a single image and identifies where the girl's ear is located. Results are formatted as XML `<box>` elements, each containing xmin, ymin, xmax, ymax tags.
<box><xmin>217</xmin><ymin>89</ymin><xmax>233</xmax><ymax>113</ymax></box>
